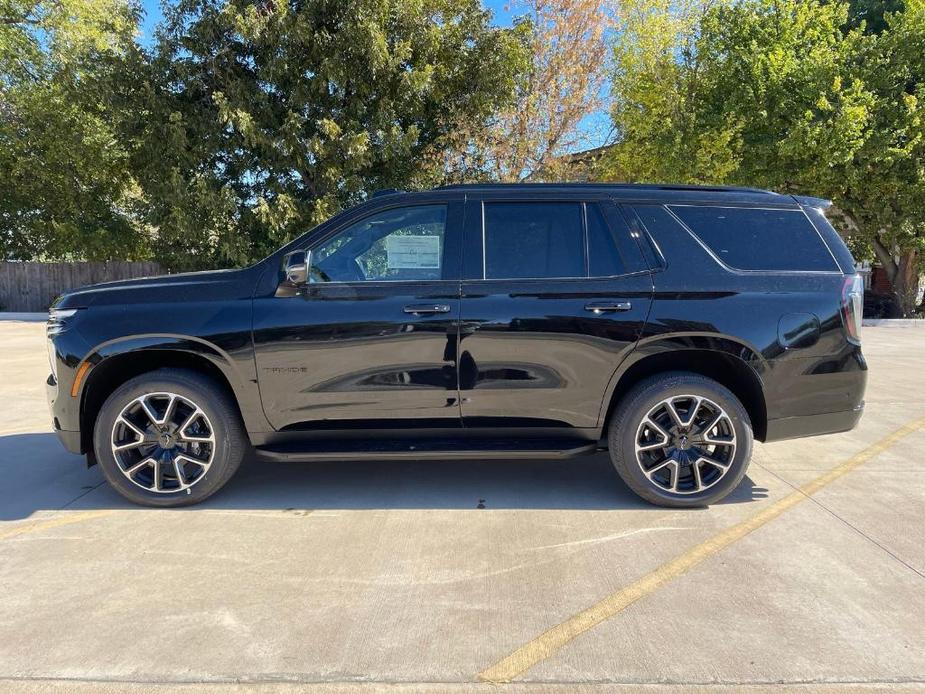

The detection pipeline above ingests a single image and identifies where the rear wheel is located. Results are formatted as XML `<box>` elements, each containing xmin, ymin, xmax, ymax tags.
<box><xmin>93</xmin><ymin>368</ymin><xmax>248</xmax><ymax>507</ymax></box>
<box><xmin>607</xmin><ymin>372</ymin><xmax>753</xmax><ymax>508</ymax></box>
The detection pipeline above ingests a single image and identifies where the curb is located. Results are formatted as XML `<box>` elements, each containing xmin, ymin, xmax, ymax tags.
<box><xmin>862</xmin><ymin>319</ymin><xmax>925</xmax><ymax>327</ymax></box>
<box><xmin>0</xmin><ymin>312</ymin><xmax>46</xmax><ymax>322</ymax></box>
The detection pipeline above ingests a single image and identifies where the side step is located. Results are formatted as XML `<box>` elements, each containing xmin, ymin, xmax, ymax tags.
<box><xmin>254</xmin><ymin>437</ymin><xmax>600</xmax><ymax>463</ymax></box>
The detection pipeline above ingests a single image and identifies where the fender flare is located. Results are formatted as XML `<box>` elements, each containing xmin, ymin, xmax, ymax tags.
<box><xmin>597</xmin><ymin>333</ymin><xmax>769</xmax><ymax>438</ymax></box>
<box><xmin>77</xmin><ymin>333</ymin><xmax>270</xmax><ymax>444</ymax></box>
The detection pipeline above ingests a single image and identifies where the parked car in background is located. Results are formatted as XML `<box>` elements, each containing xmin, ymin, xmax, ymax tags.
<box><xmin>46</xmin><ymin>183</ymin><xmax>866</xmax><ymax>508</ymax></box>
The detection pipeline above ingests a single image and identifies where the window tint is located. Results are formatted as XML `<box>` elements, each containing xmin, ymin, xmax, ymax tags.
<box><xmin>587</xmin><ymin>203</ymin><xmax>625</xmax><ymax>277</ymax></box>
<box><xmin>669</xmin><ymin>205</ymin><xmax>838</xmax><ymax>272</ymax></box>
<box><xmin>484</xmin><ymin>202</ymin><xmax>584</xmax><ymax>279</ymax></box>
<box><xmin>311</xmin><ymin>205</ymin><xmax>447</xmax><ymax>282</ymax></box>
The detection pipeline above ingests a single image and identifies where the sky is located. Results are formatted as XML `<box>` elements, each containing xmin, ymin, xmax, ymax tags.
<box><xmin>137</xmin><ymin>0</ymin><xmax>517</xmax><ymax>43</ymax></box>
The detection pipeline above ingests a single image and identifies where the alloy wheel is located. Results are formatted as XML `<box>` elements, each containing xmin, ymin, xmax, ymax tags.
<box><xmin>634</xmin><ymin>394</ymin><xmax>737</xmax><ymax>495</ymax></box>
<box><xmin>110</xmin><ymin>392</ymin><xmax>215</xmax><ymax>494</ymax></box>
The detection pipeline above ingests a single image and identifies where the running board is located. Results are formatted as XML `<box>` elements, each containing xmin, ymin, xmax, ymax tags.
<box><xmin>254</xmin><ymin>437</ymin><xmax>600</xmax><ymax>463</ymax></box>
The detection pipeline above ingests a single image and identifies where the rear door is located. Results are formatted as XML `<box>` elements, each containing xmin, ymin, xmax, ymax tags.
<box><xmin>457</xmin><ymin>194</ymin><xmax>653</xmax><ymax>431</ymax></box>
<box><xmin>253</xmin><ymin>197</ymin><xmax>464</xmax><ymax>431</ymax></box>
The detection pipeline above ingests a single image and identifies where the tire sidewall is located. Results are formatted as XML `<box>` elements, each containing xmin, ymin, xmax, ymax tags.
<box><xmin>93</xmin><ymin>371</ymin><xmax>243</xmax><ymax>507</ymax></box>
<box><xmin>609</xmin><ymin>374</ymin><xmax>753</xmax><ymax>507</ymax></box>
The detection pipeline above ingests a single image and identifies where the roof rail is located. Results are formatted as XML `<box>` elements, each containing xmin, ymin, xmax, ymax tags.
<box><xmin>792</xmin><ymin>194</ymin><xmax>831</xmax><ymax>209</ymax></box>
<box><xmin>371</xmin><ymin>188</ymin><xmax>404</xmax><ymax>198</ymax></box>
<box><xmin>435</xmin><ymin>182</ymin><xmax>779</xmax><ymax>195</ymax></box>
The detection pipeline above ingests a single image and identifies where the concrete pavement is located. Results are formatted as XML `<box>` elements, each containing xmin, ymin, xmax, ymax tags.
<box><xmin>0</xmin><ymin>321</ymin><xmax>923</xmax><ymax>693</ymax></box>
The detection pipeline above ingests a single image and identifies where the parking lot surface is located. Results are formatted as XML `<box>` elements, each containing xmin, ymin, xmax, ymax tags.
<box><xmin>1</xmin><ymin>319</ymin><xmax>923</xmax><ymax>693</ymax></box>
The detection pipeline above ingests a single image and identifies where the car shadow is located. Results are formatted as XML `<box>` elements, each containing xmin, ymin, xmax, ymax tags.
<box><xmin>0</xmin><ymin>432</ymin><xmax>769</xmax><ymax>520</ymax></box>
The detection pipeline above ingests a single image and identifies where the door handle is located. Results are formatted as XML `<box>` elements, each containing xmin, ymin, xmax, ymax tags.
<box><xmin>403</xmin><ymin>303</ymin><xmax>451</xmax><ymax>315</ymax></box>
<box><xmin>584</xmin><ymin>301</ymin><xmax>632</xmax><ymax>313</ymax></box>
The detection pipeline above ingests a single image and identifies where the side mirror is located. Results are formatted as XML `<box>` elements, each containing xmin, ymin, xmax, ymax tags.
<box><xmin>281</xmin><ymin>250</ymin><xmax>308</xmax><ymax>286</ymax></box>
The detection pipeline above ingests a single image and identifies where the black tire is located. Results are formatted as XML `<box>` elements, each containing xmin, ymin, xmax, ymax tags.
<box><xmin>607</xmin><ymin>371</ymin><xmax>753</xmax><ymax>508</ymax></box>
<box><xmin>93</xmin><ymin>368</ymin><xmax>248</xmax><ymax>507</ymax></box>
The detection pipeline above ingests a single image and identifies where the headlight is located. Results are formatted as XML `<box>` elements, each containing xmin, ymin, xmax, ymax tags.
<box><xmin>47</xmin><ymin>308</ymin><xmax>79</xmax><ymax>336</ymax></box>
<box><xmin>46</xmin><ymin>308</ymin><xmax>81</xmax><ymax>379</ymax></box>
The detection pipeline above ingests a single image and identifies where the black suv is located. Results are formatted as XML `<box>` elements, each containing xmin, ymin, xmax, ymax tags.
<box><xmin>46</xmin><ymin>184</ymin><xmax>866</xmax><ymax>508</ymax></box>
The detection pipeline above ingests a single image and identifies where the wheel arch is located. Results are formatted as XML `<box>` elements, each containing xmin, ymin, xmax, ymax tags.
<box><xmin>78</xmin><ymin>339</ymin><xmax>257</xmax><ymax>457</ymax></box>
<box><xmin>601</xmin><ymin>342</ymin><xmax>768</xmax><ymax>442</ymax></box>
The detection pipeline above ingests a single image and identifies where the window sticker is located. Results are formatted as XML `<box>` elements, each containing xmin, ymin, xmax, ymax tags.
<box><xmin>386</xmin><ymin>235</ymin><xmax>441</xmax><ymax>269</ymax></box>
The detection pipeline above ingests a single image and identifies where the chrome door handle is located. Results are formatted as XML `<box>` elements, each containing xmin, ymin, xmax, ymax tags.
<box><xmin>584</xmin><ymin>301</ymin><xmax>632</xmax><ymax>313</ymax></box>
<box><xmin>403</xmin><ymin>304</ymin><xmax>451</xmax><ymax>315</ymax></box>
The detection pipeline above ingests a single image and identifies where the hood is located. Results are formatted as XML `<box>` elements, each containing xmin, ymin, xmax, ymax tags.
<box><xmin>52</xmin><ymin>266</ymin><xmax>262</xmax><ymax>309</ymax></box>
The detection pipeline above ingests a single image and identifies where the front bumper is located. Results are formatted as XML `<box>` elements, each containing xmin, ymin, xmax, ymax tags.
<box><xmin>47</xmin><ymin>372</ymin><xmax>83</xmax><ymax>455</ymax></box>
<box><xmin>764</xmin><ymin>402</ymin><xmax>864</xmax><ymax>442</ymax></box>
<box><xmin>53</xmin><ymin>425</ymin><xmax>83</xmax><ymax>455</ymax></box>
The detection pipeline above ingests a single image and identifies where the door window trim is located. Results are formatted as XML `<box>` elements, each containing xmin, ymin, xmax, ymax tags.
<box><xmin>620</xmin><ymin>204</ymin><xmax>668</xmax><ymax>272</ymax></box>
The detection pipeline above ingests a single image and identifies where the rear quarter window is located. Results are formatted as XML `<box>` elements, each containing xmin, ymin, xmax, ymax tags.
<box><xmin>668</xmin><ymin>205</ymin><xmax>839</xmax><ymax>272</ymax></box>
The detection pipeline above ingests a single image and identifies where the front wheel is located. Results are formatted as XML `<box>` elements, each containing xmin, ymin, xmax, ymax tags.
<box><xmin>93</xmin><ymin>368</ymin><xmax>248</xmax><ymax>507</ymax></box>
<box><xmin>607</xmin><ymin>372</ymin><xmax>753</xmax><ymax>508</ymax></box>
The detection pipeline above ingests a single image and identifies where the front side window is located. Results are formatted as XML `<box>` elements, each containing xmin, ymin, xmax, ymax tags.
<box><xmin>310</xmin><ymin>205</ymin><xmax>447</xmax><ymax>282</ymax></box>
<box><xmin>483</xmin><ymin>202</ymin><xmax>584</xmax><ymax>279</ymax></box>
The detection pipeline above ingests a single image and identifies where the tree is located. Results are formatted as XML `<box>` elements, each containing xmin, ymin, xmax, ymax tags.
<box><xmin>0</xmin><ymin>0</ymin><xmax>147</xmax><ymax>261</ymax></box>
<box><xmin>841</xmin><ymin>0</ymin><xmax>925</xmax><ymax>313</ymax></box>
<box><xmin>601</xmin><ymin>0</ymin><xmax>739</xmax><ymax>185</ymax></box>
<box><xmin>846</xmin><ymin>0</ymin><xmax>904</xmax><ymax>34</ymax></box>
<box><xmin>440</xmin><ymin>0</ymin><xmax>616</xmax><ymax>182</ymax></box>
<box><xmin>598</xmin><ymin>0</ymin><xmax>925</xmax><ymax>315</ymax></box>
<box><xmin>131</xmin><ymin>0</ymin><xmax>529</xmax><ymax>270</ymax></box>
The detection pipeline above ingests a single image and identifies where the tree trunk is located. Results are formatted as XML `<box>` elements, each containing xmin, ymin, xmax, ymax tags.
<box><xmin>827</xmin><ymin>207</ymin><xmax>922</xmax><ymax>317</ymax></box>
<box><xmin>893</xmin><ymin>250</ymin><xmax>921</xmax><ymax>317</ymax></box>
<box><xmin>871</xmin><ymin>237</ymin><xmax>920</xmax><ymax>317</ymax></box>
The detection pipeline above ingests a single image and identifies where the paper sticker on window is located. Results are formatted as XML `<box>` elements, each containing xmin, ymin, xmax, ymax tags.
<box><xmin>386</xmin><ymin>235</ymin><xmax>441</xmax><ymax>269</ymax></box>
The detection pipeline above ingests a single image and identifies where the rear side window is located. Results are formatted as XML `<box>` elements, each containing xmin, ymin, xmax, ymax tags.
<box><xmin>803</xmin><ymin>206</ymin><xmax>855</xmax><ymax>272</ymax></box>
<box><xmin>481</xmin><ymin>201</ymin><xmax>632</xmax><ymax>280</ymax></box>
<box><xmin>484</xmin><ymin>202</ymin><xmax>584</xmax><ymax>279</ymax></box>
<box><xmin>669</xmin><ymin>206</ymin><xmax>838</xmax><ymax>272</ymax></box>
<box><xmin>587</xmin><ymin>203</ymin><xmax>625</xmax><ymax>277</ymax></box>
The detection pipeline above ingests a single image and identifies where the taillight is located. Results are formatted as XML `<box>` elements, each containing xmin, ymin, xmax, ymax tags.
<box><xmin>840</xmin><ymin>274</ymin><xmax>863</xmax><ymax>344</ymax></box>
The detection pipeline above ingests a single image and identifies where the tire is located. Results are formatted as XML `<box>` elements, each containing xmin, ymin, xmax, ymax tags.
<box><xmin>607</xmin><ymin>371</ymin><xmax>753</xmax><ymax>508</ymax></box>
<box><xmin>93</xmin><ymin>368</ymin><xmax>248</xmax><ymax>507</ymax></box>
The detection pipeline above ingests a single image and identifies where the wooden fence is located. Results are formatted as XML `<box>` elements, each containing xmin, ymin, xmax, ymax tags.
<box><xmin>0</xmin><ymin>261</ymin><xmax>163</xmax><ymax>312</ymax></box>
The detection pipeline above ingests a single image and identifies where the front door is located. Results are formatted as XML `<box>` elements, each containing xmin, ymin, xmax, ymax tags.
<box><xmin>458</xmin><ymin>197</ymin><xmax>653</xmax><ymax>431</ymax></box>
<box><xmin>253</xmin><ymin>201</ymin><xmax>463</xmax><ymax>431</ymax></box>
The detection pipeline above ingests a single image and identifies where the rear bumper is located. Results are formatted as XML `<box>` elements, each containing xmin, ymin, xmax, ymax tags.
<box><xmin>765</xmin><ymin>402</ymin><xmax>864</xmax><ymax>442</ymax></box>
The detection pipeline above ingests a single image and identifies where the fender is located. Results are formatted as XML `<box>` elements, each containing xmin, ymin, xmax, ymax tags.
<box><xmin>77</xmin><ymin>333</ymin><xmax>272</xmax><ymax>437</ymax></box>
<box><xmin>596</xmin><ymin>332</ymin><xmax>769</xmax><ymax>438</ymax></box>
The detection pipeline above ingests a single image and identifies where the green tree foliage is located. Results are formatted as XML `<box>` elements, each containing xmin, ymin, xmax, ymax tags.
<box><xmin>599</xmin><ymin>0</ymin><xmax>925</xmax><ymax>315</ymax></box>
<box><xmin>602</xmin><ymin>0</ymin><xmax>741</xmax><ymax>185</ymax></box>
<box><xmin>0</xmin><ymin>0</ymin><xmax>146</xmax><ymax>260</ymax></box>
<box><xmin>131</xmin><ymin>0</ymin><xmax>528</xmax><ymax>270</ymax></box>
<box><xmin>1</xmin><ymin>0</ymin><xmax>527</xmax><ymax>270</ymax></box>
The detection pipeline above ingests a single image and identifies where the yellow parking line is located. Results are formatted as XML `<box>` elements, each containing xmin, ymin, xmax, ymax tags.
<box><xmin>0</xmin><ymin>510</ymin><xmax>114</xmax><ymax>541</ymax></box>
<box><xmin>478</xmin><ymin>415</ymin><xmax>925</xmax><ymax>683</ymax></box>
